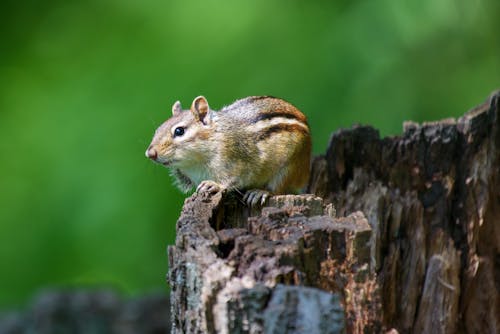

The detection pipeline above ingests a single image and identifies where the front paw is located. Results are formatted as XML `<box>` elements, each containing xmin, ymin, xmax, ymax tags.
<box><xmin>196</xmin><ymin>180</ymin><xmax>224</xmax><ymax>195</ymax></box>
<box><xmin>243</xmin><ymin>189</ymin><xmax>270</xmax><ymax>207</ymax></box>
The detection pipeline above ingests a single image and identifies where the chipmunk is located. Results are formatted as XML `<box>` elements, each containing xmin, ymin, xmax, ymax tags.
<box><xmin>145</xmin><ymin>96</ymin><xmax>311</xmax><ymax>206</ymax></box>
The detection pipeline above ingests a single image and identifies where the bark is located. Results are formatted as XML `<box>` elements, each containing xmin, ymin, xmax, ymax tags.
<box><xmin>168</xmin><ymin>194</ymin><xmax>354</xmax><ymax>333</ymax></box>
<box><xmin>169</xmin><ymin>90</ymin><xmax>500</xmax><ymax>333</ymax></box>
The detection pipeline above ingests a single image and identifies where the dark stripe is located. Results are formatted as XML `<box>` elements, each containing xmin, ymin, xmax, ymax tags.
<box><xmin>227</xmin><ymin>96</ymin><xmax>273</xmax><ymax>110</ymax></box>
<box><xmin>246</xmin><ymin>95</ymin><xmax>276</xmax><ymax>102</ymax></box>
<box><xmin>232</xmin><ymin>96</ymin><xmax>308</xmax><ymax>124</ymax></box>
<box><xmin>253</xmin><ymin>112</ymin><xmax>304</xmax><ymax>123</ymax></box>
<box><xmin>256</xmin><ymin>124</ymin><xmax>309</xmax><ymax>140</ymax></box>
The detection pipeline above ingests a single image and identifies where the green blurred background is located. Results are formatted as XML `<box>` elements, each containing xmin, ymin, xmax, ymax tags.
<box><xmin>1</xmin><ymin>0</ymin><xmax>499</xmax><ymax>309</ymax></box>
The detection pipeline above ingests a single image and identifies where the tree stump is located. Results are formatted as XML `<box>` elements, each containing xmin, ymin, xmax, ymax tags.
<box><xmin>168</xmin><ymin>91</ymin><xmax>500</xmax><ymax>333</ymax></box>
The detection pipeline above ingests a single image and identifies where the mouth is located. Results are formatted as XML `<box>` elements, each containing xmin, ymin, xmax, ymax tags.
<box><xmin>161</xmin><ymin>159</ymin><xmax>179</xmax><ymax>167</ymax></box>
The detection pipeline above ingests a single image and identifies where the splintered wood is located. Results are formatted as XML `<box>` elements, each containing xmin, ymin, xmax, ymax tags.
<box><xmin>310</xmin><ymin>90</ymin><xmax>500</xmax><ymax>333</ymax></box>
<box><xmin>169</xmin><ymin>91</ymin><xmax>500</xmax><ymax>334</ymax></box>
<box><xmin>169</xmin><ymin>193</ymin><xmax>373</xmax><ymax>333</ymax></box>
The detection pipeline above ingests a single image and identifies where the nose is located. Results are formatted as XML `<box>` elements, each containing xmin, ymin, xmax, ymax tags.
<box><xmin>145</xmin><ymin>147</ymin><xmax>158</xmax><ymax>160</ymax></box>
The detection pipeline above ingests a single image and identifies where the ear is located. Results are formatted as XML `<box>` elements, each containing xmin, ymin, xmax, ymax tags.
<box><xmin>172</xmin><ymin>101</ymin><xmax>182</xmax><ymax>116</ymax></box>
<box><xmin>190</xmin><ymin>96</ymin><xmax>210</xmax><ymax>123</ymax></box>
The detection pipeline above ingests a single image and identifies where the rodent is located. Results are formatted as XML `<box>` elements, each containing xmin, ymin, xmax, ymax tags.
<box><xmin>145</xmin><ymin>96</ymin><xmax>311</xmax><ymax>205</ymax></box>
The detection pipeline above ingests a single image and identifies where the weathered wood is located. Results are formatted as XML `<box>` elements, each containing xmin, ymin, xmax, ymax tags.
<box><xmin>309</xmin><ymin>90</ymin><xmax>500</xmax><ymax>333</ymax></box>
<box><xmin>169</xmin><ymin>90</ymin><xmax>500</xmax><ymax>333</ymax></box>
<box><xmin>168</xmin><ymin>193</ymin><xmax>376</xmax><ymax>333</ymax></box>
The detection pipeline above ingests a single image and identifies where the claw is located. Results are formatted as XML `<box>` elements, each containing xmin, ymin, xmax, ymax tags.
<box><xmin>244</xmin><ymin>189</ymin><xmax>270</xmax><ymax>207</ymax></box>
<box><xmin>242</xmin><ymin>191</ymin><xmax>250</xmax><ymax>203</ymax></box>
<box><xmin>260</xmin><ymin>192</ymin><xmax>269</xmax><ymax>205</ymax></box>
<box><xmin>196</xmin><ymin>180</ymin><xmax>223</xmax><ymax>195</ymax></box>
<box><xmin>251</xmin><ymin>194</ymin><xmax>261</xmax><ymax>207</ymax></box>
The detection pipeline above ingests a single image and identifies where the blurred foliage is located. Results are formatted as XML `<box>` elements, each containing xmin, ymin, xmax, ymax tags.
<box><xmin>0</xmin><ymin>0</ymin><xmax>499</xmax><ymax>308</ymax></box>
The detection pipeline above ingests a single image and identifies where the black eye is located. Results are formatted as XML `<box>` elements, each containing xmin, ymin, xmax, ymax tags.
<box><xmin>174</xmin><ymin>126</ymin><xmax>185</xmax><ymax>137</ymax></box>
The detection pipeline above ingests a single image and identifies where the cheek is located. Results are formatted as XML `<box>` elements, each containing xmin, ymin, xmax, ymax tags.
<box><xmin>160</xmin><ymin>135</ymin><xmax>171</xmax><ymax>146</ymax></box>
<box><xmin>167</xmin><ymin>142</ymin><xmax>192</xmax><ymax>160</ymax></box>
<box><xmin>156</xmin><ymin>141</ymin><xmax>173</xmax><ymax>157</ymax></box>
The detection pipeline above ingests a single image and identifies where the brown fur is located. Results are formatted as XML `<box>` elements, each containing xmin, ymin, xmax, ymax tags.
<box><xmin>146</xmin><ymin>96</ymin><xmax>311</xmax><ymax>194</ymax></box>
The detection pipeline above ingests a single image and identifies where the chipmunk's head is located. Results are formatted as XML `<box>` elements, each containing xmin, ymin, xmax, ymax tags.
<box><xmin>146</xmin><ymin>96</ymin><xmax>214</xmax><ymax>169</ymax></box>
